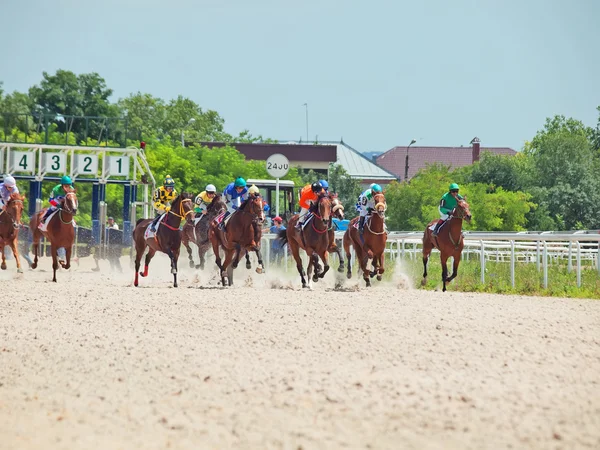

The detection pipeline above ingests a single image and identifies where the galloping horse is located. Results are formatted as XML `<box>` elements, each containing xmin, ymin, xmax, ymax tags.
<box><xmin>132</xmin><ymin>192</ymin><xmax>194</xmax><ymax>287</ymax></box>
<box><xmin>328</xmin><ymin>193</ymin><xmax>346</xmax><ymax>272</ymax></box>
<box><xmin>241</xmin><ymin>196</ymin><xmax>266</xmax><ymax>273</ymax></box>
<box><xmin>181</xmin><ymin>194</ymin><xmax>226</xmax><ymax>269</ymax></box>
<box><xmin>278</xmin><ymin>195</ymin><xmax>332</xmax><ymax>288</ymax></box>
<box><xmin>343</xmin><ymin>192</ymin><xmax>387</xmax><ymax>287</ymax></box>
<box><xmin>422</xmin><ymin>197</ymin><xmax>472</xmax><ymax>292</ymax></box>
<box><xmin>29</xmin><ymin>188</ymin><xmax>78</xmax><ymax>282</ymax></box>
<box><xmin>0</xmin><ymin>192</ymin><xmax>26</xmax><ymax>273</ymax></box>
<box><xmin>209</xmin><ymin>194</ymin><xmax>264</xmax><ymax>286</ymax></box>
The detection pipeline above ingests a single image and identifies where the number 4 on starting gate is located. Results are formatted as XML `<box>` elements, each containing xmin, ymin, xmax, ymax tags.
<box><xmin>10</xmin><ymin>151</ymin><xmax>35</xmax><ymax>174</ymax></box>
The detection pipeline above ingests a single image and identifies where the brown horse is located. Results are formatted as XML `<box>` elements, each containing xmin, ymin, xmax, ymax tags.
<box><xmin>343</xmin><ymin>192</ymin><xmax>387</xmax><ymax>287</ymax></box>
<box><xmin>328</xmin><ymin>193</ymin><xmax>346</xmax><ymax>272</ymax></box>
<box><xmin>422</xmin><ymin>197</ymin><xmax>472</xmax><ymax>292</ymax></box>
<box><xmin>242</xmin><ymin>195</ymin><xmax>267</xmax><ymax>273</ymax></box>
<box><xmin>133</xmin><ymin>192</ymin><xmax>194</xmax><ymax>288</ymax></box>
<box><xmin>182</xmin><ymin>194</ymin><xmax>226</xmax><ymax>269</ymax></box>
<box><xmin>0</xmin><ymin>192</ymin><xmax>26</xmax><ymax>273</ymax></box>
<box><xmin>29</xmin><ymin>188</ymin><xmax>79</xmax><ymax>282</ymax></box>
<box><xmin>278</xmin><ymin>195</ymin><xmax>332</xmax><ymax>288</ymax></box>
<box><xmin>209</xmin><ymin>194</ymin><xmax>264</xmax><ymax>286</ymax></box>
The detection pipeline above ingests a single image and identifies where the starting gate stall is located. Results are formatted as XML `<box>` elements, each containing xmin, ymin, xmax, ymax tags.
<box><xmin>0</xmin><ymin>142</ymin><xmax>155</xmax><ymax>258</ymax></box>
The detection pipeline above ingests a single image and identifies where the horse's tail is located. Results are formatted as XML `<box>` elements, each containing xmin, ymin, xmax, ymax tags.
<box><xmin>277</xmin><ymin>228</ymin><xmax>288</xmax><ymax>246</ymax></box>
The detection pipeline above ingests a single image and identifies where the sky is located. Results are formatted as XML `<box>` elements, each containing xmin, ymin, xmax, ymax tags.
<box><xmin>1</xmin><ymin>0</ymin><xmax>599</xmax><ymax>154</ymax></box>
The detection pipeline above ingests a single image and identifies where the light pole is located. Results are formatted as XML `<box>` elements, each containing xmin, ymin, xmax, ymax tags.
<box><xmin>181</xmin><ymin>118</ymin><xmax>196</xmax><ymax>147</ymax></box>
<box><xmin>302</xmin><ymin>103</ymin><xmax>308</xmax><ymax>143</ymax></box>
<box><xmin>404</xmin><ymin>138</ymin><xmax>417</xmax><ymax>182</ymax></box>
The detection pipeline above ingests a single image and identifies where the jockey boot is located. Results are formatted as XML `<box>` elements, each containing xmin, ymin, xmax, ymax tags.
<box><xmin>358</xmin><ymin>216</ymin><xmax>366</xmax><ymax>235</ymax></box>
<box><xmin>149</xmin><ymin>215</ymin><xmax>160</xmax><ymax>232</ymax></box>
<box><xmin>432</xmin><ymin>220</ymin><xmax>444</xmax><ymax>236</ymax></box>
<box><xmin>219</xmin><ymin>211</ymin><xmax>231</xmax><ymax>231</ymax></box>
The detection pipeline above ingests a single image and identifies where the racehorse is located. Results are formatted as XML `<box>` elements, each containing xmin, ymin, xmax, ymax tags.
<box><xmin>343</xmin><ymin>192</ymin><xmax>387</xmax><ymax>287</ymax></box>
<box><xmin>422</xmin><ymin>197</ymin><xmax>471</xmax><ymax>292</ymax></box>
<box><xmin>132</xmin><ymin>192</ymin><xmax>194</xmax><ymax>288</ymax></box>
<box><xmin>0</xmin><ymin>192</ymin><xmax>26</xmax><ymax>273</ymax></box>
<box><xmin>241</xmin><ymin>196</ymin><xmax>266</xmax><ymax>273</ymax></box>
<box><xmin>278</xmin><ymin>195</ymin><xmax>332</xmax><ymax>288</ymax></box>
<box><xmin>181</xmin><ymin>194</ymin><xmax>226</xmax><ymax>270</ymax></box>
<box><xmin>209</xmin><ymin>194</ymin><xmax>264</xmax><ymax>286</ymax></box>
<box><xmin>328</xmin><ymin>193</ymin><xmax>346</xmax><ymax>272</ymax></box>
<box><xmin>29</xmin><ymin>188</ymin><xmax>78</xmax><ymax>282</ymax></box>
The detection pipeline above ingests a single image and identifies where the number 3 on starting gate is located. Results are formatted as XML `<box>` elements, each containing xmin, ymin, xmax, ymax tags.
<box><xmin>44</xmin><ymin>152</ymin><xmax>66</xmax><ymax>174</ymax></box>
<box><xmin>108</xmin><ymin>156</ymin><xmax>130</xmax><ymax>177</ymax></box>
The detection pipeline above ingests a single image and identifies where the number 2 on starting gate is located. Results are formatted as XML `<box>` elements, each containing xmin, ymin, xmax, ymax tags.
<box><xmin>75</xmin><ymin>154</ymin><xmax>98</xmax><ymax>175</ymax></box>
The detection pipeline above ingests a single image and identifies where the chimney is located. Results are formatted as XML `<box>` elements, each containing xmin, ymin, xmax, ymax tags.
<box><xmin>471</xmin><ymin>137</ymin><xmax>481</xmax><ymax>163</ymax></box>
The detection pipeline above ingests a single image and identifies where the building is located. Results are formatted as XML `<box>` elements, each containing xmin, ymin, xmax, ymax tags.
<box><xmin>200</xmin><ymin>140</ymin><xmax>398</xmax><ymax>187</ymax></box>
<box><xmin>376</xmin><ymin>138</ymin><xmax>517</xmax><ymax>182</ymax></box>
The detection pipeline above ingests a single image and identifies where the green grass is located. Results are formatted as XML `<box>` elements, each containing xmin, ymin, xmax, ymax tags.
<box><xmin>395</xmin><ymin>256</ymin><xmax>600</xmax><ymax>299</ymax></box>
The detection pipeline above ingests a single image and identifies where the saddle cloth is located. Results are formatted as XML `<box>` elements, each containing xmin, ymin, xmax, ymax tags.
<box><xmin>144</xmin><ymin>214</ymin><xmax>167</xmax><ymax>239</ymax></box>
<box><xmin>38</xmin><ymin>209</ymin><xmax>60</xmax><ymax>231</ymax></box>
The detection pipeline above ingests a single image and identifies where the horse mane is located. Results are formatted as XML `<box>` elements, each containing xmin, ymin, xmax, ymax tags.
<box><xmin>178</xmin><ymin>191</ymin><xmax>194</xmax><ymax>200</ymax></box>
<box><xmin>9</xmin><ymin>192</ymin><xmax>24</xmax><ymax>201</ymax></box>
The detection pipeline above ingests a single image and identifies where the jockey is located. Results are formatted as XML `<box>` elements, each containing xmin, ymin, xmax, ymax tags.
<box><xmin>296</xmin><ymin>181</ymin><xmax>324</xmax><ymax>229</ymax></box>
<box><xmin>194</xmin><ymin>184</ymin><xmax>217</xmax><ymax>218</ymax></box>
<box><xmin>221</xmin><ymin>177</ymin><xmax>248</xmax><ymax>226</ymax></box>
<box><xmin>357</xmin><ymin>183</ymin><xmax>383</xmax><ymax>235</ymax></box>
<box><xmin>433</xmin><ymin>182</ymin><xmax>464</xmax><ymax>236</ymax></box>
<box><xmin>319</xmin><ymin>179</ymin><xmax>329</xmax><ymax>193</ymax></box>
<box><xmin>39</xmin><ymin>175</ymin><xmax>74</xmax><ymax>228</ymax></box>
<box><xmin>0</xmin><ymin>175</ymin><xmax>19</xmax><ymax>211</ymax></box>
<box><xmin>149</xmin><ymin>175</ymin><xmax>178</xmax><ymax>232</ymax></box>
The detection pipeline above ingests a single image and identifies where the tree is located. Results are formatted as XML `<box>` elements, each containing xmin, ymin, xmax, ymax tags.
<box><xmin>324</xmin><ymin>164</ymin><xmax>362</xmax><ymax>219</ymax></box>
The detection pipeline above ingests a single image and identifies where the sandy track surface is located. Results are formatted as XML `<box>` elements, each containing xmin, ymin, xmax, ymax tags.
<box><xmin>1</xmin><ymin>254</ymin><xmax>599</xmax><ymax>449</ymax></box>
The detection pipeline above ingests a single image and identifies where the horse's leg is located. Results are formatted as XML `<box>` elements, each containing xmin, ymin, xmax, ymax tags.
<box><xmin>133</xmin><ymin>239</ymin><xmax>146</xmax><ymax>287</ymax></box>
<box><xmin>317</xmin><ymin>249</ymin><xmax>330</xmax><ymax>280</ymax></box>
<box><xmin>184</xmin><ymin>239</ymin><xmax>194</xmax><ymax>268</ymax></box>
<box><xmin>0</xmin><ymin>245</ymin><xmax>6</xmax><ymax>270</ymax></box>
<box><xmin>289</xmin><ymin>239</ymin><xmax>307</xmax><ymax>288</ymax></box>
<box><xmin>329</xmin><ymin>230</ymin><xmax>344</xmax><ymax>273</ymax></box>
<box><xmin>167</xmin><ymin>248</ymin><xmax>179</xmax><ymax>288</ymax></box>
<box><xmin>232</xmin><ymin>244</ymin><xmax>242</xmax><ymax>269</ymax></box>
<box><xmin>252</xmin><ymin>246</ymin><xmax>264</xmax><ymax>274</ymax></box>
<box><xmin>51</xmin><ymin>244</ymin><xmax>59</xmax><ymax>282</ymax></box>
<box><xmin>343</xmin><ymin>232</ymin><xmax>352</xmax><ymax>279</ymax></box>
<box><xmin>62</xmin><ymin>245</ymin><xmax>72</xmax><ymax>270</ymax></box>
<box><xmin>32</xmin><ymin>239</ymin><xmax>39</xmax><ymax>269</ymax></box>
<box><xmin>376</xmin><ymin>252</ymin><xmax>385</xmax><ymax>281</ymax></box>
<box><xmin>141</xmin><ymin>248</ymin><xmax>156</xmax><ymax>278</ymax></box>
<box><xmin>440</xmin><ymin>253</ymin><xmax>450</xmax><ymax>292</ymax></box>
<box><xmin>446</xmin><ymin>252</ymin><xmax>461</xmax><ymax>284</ymax></box>
<box><xmin>359</xmin><ymin>248</ymin><xmax>371</xmax><ymax>287</ymax></box>
<box><xmin>220</xmin><ymin>249</ymin><xmax>235</xmax><ymax>287</ymax></box>
<box><xmin>422</xmin><ymin>237</ymin><xmax>434</xmax><ymax>287</ymax></box>
<box><xmin>245</xmin><ymin>252</ymin><xmax>252</xmax><ymax>270</ymax></box>
<box><xmin>306</xmin><ymin>248</ymin><xmax>316</xmax><ymax>287</ymax></box>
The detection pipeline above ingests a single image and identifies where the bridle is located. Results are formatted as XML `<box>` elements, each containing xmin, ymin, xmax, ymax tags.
<box><xmin>311</xmin><ymin>196</ymin><xmax>331</xmax><ymax>234</ymax></box>
<box><xmin>0</xmin><ymin>197</ymin><xmax>23</xmax><ymax>229</ymax></box>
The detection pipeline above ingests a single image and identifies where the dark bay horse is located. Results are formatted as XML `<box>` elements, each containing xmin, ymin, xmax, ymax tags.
<box><xmin>133</xmin><ymin>192</ymin><xmax>194</xmax><ymax>287</ymax></box>
<box><xmin>181</xmin><ymin>194</ymin><xmax>226</xmax><ymax>269</ymax></box>
<box><xmin>343</xmin><ymin>192</ymin><xmax>387</xmax><ymax>287</ymax></box>
<box><xmin>328</xmin><ymin>193</ymin><xmax>345</xmax><ymax>272</ymax></box>
<box><xmin>241</xmin><ymin>195</ymin><xmax>266</xmax><ymax>273</ymax></box>
<box><xmin>278</xmin><ymin>195</ymin><xmax>332</xmax><ymax>288</ymax></box>
<box><xmin>29</xmin><ymin>189</ymin><xmax>78</xmax><ymax>282</ymax></box>
<box><xmin>209</xmin><ymin>194</ymin><xmax>264</xmax><ymax>286</ymax></box>
<box><xmin>422</xmin><ymin>197</ymin><xmax>472</xmax><ymax>292</ymax></box>
<box><xmin>0</xmin><ymin>192</ymin><xmax>26</xmax><ymax>273</ymax></box>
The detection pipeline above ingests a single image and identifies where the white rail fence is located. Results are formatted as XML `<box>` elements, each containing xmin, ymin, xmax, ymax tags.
<box><xmin>257</xmin><ymin>231</ymin><xmax>600</xmax><ymax>289</ymax></box>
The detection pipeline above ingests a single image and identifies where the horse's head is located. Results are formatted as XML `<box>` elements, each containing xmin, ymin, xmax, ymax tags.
<box><xmin>373</xmin><ymin>192</ymin><xmax>387</xmax><ymax>219</ymax></box>
<box><xmin>454</xmin><ymin>198</ymin><xmax>472</xmax><ymax>223</ymax></box>
<box><xmin>317</xmin><ymin>195</ymin><xmax>332</xmax><ymax>225</ymax></box>
<box><xmin>246</xmin><ymin>194</ymin><xmax>264</xmax><ymax>219</ymax></box>
<box><xmin>330</xmin><ymin>193</ymin><xmax>345</xmax><ymax>220</ymax></box>
<box><xmin>62</xmin><ymin>188</ymin><xmax>78</xmax><ymax>215</ymax></box>
<box><xmin>4</xmin><ymin>193</ymin><xmax>25</xmax><ymax>226</ymax></box>
<box><xmin>174</xmin><ymin>192</ymin><xmax>195</xmax><ymax>224</ymax></box>
<box><xmin>208</xmin><ymin>194</ymin><xmax>226</xmax><ymax>216</ymax></box>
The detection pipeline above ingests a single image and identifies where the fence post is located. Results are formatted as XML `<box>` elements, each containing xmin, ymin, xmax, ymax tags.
<box><xmin>543</xmin><ymin>241</ymin><xmax>548</xmax><ymax>289</ymax></box>
<box><xmin>567</xmin><ymin>241</ymin><xmax>573</xmax><ymax>273</ymax></box>
<box><xmin>576</xmin><ymin>241</ymin><xmax>581</xmax><ymax>288</ymax></box>
<box><xmin>510</xmin><ymin>240</ymin><xmax>515</xmax><ymax>288</ymax></box>
<box><xmin>480</xmin><ymin>240</ymin><xmax>485</xmax><ymax>284</ymax></box>
<box><xmin>536</xmin><ymin>241</ymin><xmax>541</xmax><ymax>272</ymax></box>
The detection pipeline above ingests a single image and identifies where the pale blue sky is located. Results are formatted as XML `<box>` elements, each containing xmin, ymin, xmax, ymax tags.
<box><xmin>2</xmin><ymin>0</ymin><xmax>598</xmax><ymax>153</ymax></box>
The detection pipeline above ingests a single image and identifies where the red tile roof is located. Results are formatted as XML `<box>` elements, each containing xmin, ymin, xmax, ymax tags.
<box><xmin>376</xmin><ymin>146</ymin><xmax>517</xmax><ymax>181</ymax></box>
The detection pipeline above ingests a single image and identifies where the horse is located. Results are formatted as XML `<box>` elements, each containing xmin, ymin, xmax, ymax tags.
<box><xmin>29</xmin><ymin>188</ymin><xmax>79</xmax><ymax>282</ymax></box>
<box><xmin>241</xmin><ymin>196</ymin><xmax>266</xmax><ymax>273</ymax></box>
<box><xmin>328</xmin><ymin>193</ymin><xmax>346</xmax><ymax>272</ymax></box>
<box><xmin>209</xmin><ymin>194</ymin><xmax>264</xmax><ymax>286</ymax></box>
<box><xmin>181</xmin><ymin>194</ymin><xmax>226</xmax><ymax>270</ymax></box>
<box><xmin>422</xmin><ymin>197</ymin><xmax>472</xmax><ymax>292</ymax></box>
<box><xmin>132</xmin><ymin>192</ymin><xmax>194</xmax><ymax>288</ymax></box>
<box><xmin>0</xmin><ymin>193</ymin><xmax>26</xmax><ymax>273</ymax></box>
<box><xmin>343</xmin><ymin>192</ymin><xmax>387</xmax><ymax>287</ymax></box>
<box><xmin>278</xmin><ymin>195</ymin><xmax>332</xmax><ymax>288</ymax></box>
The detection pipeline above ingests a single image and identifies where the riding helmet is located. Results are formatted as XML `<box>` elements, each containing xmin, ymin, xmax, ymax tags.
<box><xmin>234</xmin><ymin>177</ymin><xmax>246</xmax><ymax>188</ymax></box>
<box><xmin>311</xmin><ymin>181</ymin><xmax>323</xmax><ymax>193</ymax></box>
<box><xmin>163</xmin><ymin>175</ymin><xmax>175</xmax><ymax>188</ymax></box>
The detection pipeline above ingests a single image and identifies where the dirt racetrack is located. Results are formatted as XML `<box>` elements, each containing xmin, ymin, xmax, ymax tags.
<box><xmin>1</xmin><ymin>253</ymin><xmax>599</xmax><ymax>450</ymax></box>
